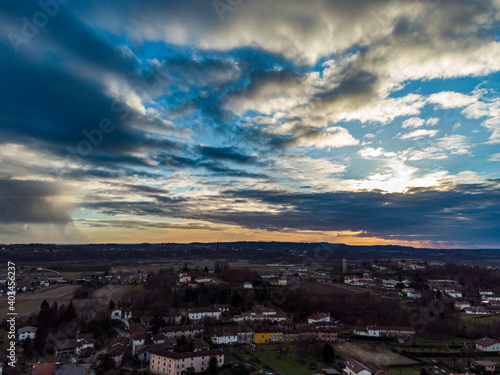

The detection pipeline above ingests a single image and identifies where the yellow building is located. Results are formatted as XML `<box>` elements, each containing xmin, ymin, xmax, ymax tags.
<box><xmin>254</xmin><ymin>329</ymin><xmax>283</xmax><ymax>344</ymax></box>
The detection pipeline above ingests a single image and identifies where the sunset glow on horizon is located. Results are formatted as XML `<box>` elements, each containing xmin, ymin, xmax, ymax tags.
<box><xmin>1</xmin><ymin>0</ymin><xmax>500</xmax><ymax>248</ymax></box>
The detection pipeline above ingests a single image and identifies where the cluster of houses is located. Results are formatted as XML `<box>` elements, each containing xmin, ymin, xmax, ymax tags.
<box><xmin>17</xmin><ymin>327</ymin><xmax>96</xmax><ymax>361</ymax></box>
<box><xmin>344</xmin><ymin>274</ymin><xmax>500</xmax><ymax>315</ymax></box>
<box><xmin>353</xmin><ymin>325</ymin><xmax>416</xmax><ymax>341</ymax></box>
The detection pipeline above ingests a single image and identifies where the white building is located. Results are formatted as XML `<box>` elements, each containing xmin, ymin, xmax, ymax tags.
<box><xmin>308</xmin><ymin>312</ymin><xmax>331</xmax><ymax>324</ymax></box>
<box><xmin>18</xmin><ymin>326</ymin><xmax>36</xmax><ymax>341</ymax></box>
<box><xmin>150</xmin><ymin>349</ymin><xmax>224</xmax><ymax>375</ymax></box>
<box><xmin>241</xmin><ymin>282</ymin><xmax>253</xmax><ymax>289</ymax></box>
<box><xmin>454</xmin><ymin>301</ymin><xmax>471</xmax><ymax>311</ymax></box>
<box><xmin>464</xmin><ymin>306</ymin><xmax>489</xmax><ymax>315</ymax></box>
<box><xmin>188</xmin><ymin>307</ymin><xmax>221</xmax><ymax>322</ymax></box>
<box><xmin>475</xmin><ymin>337</ymin><xmax>500</xmax><ymax>351</ymax></box>
<box><xmin>211</xmin><ymin>331</ymin><xmax>238</xmax><ymax>345</ymax></box>
<box><xmin>403</xmin><ymin>288</ymin><xmax>422</xmax><ymax>299</ymax></box>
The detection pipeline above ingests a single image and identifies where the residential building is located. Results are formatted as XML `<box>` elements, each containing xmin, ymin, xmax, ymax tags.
<box><xmin>159</xmin><ymin>324</ymin><xmax>204</xmax><ymax>340</ymax></box>
<box><xmin>188</xmin><ymin>307</ymin><xmax>221</xmax><ymax>322</ymax></box>
<box><xmin>345</xmin><ymin>358</ymin><xmax>386</xmax><ymax>375</ymax></box>
<box><xmin>18</xmin><ymin>326</ymin><xmax>37</xmax><ymax>341</ymax></box>
<box><xmin>471</xmin><ymin>361</ymin><xmax>498</xmax><ymax>372</ymax></box>
<box><xmin>354</xmin><ymin>325</ymin><xmax>415</xmax><ymax>339</ymax></box>
<box><xmin>454</xmin><ymin>301</ymin><xmax>471</xmax><ymax>311</ymax></box>
<box><xmin>464</xmin><ymin>306</ymin><xmax>489</xmax><ymax>315</ymax></box>
<box><xmin>308</xmin><ymin>312</ymin><xmax>331</xmax><ymax>324</ymax></box>
<box><xmin>403</xmin><ymin>288</ymin><xmax>422</xmax><ymax>299</ymax></box>
<box><xmin>149</xmin><ymin>349</ymin><xmax>224</xmax><ymax>375</ymax></box>
<box><xmin>475</xmin><ymin>337</ymin><xmax>500</xmax><ymax>352</ymax></box>
<box><xmin>211</xmin><ymin>331</ymin><xmax>238</xmax><ymax>345</ymax></box>
<box><xmin>107</xmin><ymin>337</ymin><xmax>128</xmax><ymax>366</ymax></box>
<box><xmin>130</xmin><ymin>323</ymin><xmax>147</xmax><ymax>355</ymax></box>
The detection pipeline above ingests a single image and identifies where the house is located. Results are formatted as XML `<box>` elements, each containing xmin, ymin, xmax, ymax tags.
<box><xmin>32</xmin><ymin>362</ymin><xmax>56</xmax><ymax>375</ymax></box>
<box><xmin>138</xmin><ymin>343</ymin><xmax>175</xmax><ymax>362</ymax></box>
<box><xmin>480</xmin><ymin>291</ymin><xmax>494</xmax><ymax>296</ymax></box>
<box><xmin>237</xmin><ymin>325</ymin><xmax>254</xmax><ymax>344</ymax></box>
<box><xmin>454</xmin><ymin>301</ymin><xmax>471</xmax><ymax>311</ymax></box>
<box><xmin>241</xmin><ymin>282</ymin><xmax>253</xmax><ymax>289</ymax></box>
<box><xmin>107</xmin><ymin>337</ymin><xmax>128</xmax><ymax>366</ymax></box>
<box><xmin>129</xmin><ymin>323</ymin><xmax>147</xmax><ymax>355</ymax></box>
<box><xmin>164</xmin><ymin>312</ymin><xmax>183</xmax><ymax>325</ymax></box>
<box><xmin>195</xmin><ymin>277</ymin><xmax>212</xmax><ymax>283</ymax></box>
<box><xmin>18</xmin><ymin>326</ymin><xmax>37</xmax><ymax>341</ymax></box>
<box><xmin>110</xmin><ymin>306</ymin><xmax>132</xmax><ymax>320</ymax></box>
<box><xmin>234</xmin><ymin>305</ymin><xmax>288</xmax><ymax>323</ymax></box>
<box><xmin>403</xmin><ymin>288</ymin><xmax>422</xmax><ymax>299</ymax></box>
<box><xmin>445</xmin><ymin>290</ymin><xmax>463</xmax><ymax>298</ymax></box>
<box><xmin>159</xmin><ymin>324</ymin><xmax>204</xmax><ymax>340</ymax></box>
<box><xmin>110</xmin><ymin>308</ymin><xmax>123</xmax><ymax>319</ymax></box>
<box><xmin>471</xmin><ymin>361</ymin><xmax>498</xmax><ymax>372</ymax></box>
<box><xmin>354</xmin><ymin>325</ymin><xmax>415</xmax><ymax>339</ymax></box>
<box><xmin>216</xmin><ymin>304</ymin><xmax>230</xmax><ymax>313</ymax></box>
<box><xmin>211</xmin><ymin>331</ymin><xmax>238</xmax><ymax>345</ymax></box>
<box><xmin>464</xmin><ymin>306</ymin><xmax>489</xmax><ymax>315</ymax></box>
<box><xmin>55</xmin><ymin>339</ymin><xmax>78</xmax><ymax>357</ymax></box>
<box><xmin>298</xmin><ymin>324</ymin><xmax>338</xmax><ymax>342</ymax></box>
<box><xmin>345</xmin><ymin>358</ymin><xmax>386</xmax><ymax>375</ymax></box>
<box><xmin>254</xmin><ymin>327</ymin><xmax>283</xmax><ymax>344</ymax></box>
<box><xmin>282</xmin><ymin>329</ymin><xmax>300</xmax><ymax>342</ymax></box>
<box><xmin>188</xmin><ymin>307</ymin><xmax>221</xmax><ymax>322</ymax></box>
<box><xmin>308</xmin><ymin>312</ymin><xmax>331</xmax><ymax>324</ymax></box>
<box><xmin>179</xmin><ymin>273</ymin><xmax>191</xmax><ymax>283</ymax></box>
<box><xmin>149</xmin><ymin>348</ymin><xmax>224</xmax><ymax>375</ymax></box>
<box><xmin>192</xmin><ymin>339</ymin><xmax>210</xmax><ymax>352</ymax></box>
<box><xmin>475</xmin><ymin>337</ymin><xmax>500</xmax><ymax>351</ymax></box>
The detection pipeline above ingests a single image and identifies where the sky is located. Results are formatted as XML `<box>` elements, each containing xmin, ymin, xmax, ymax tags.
<box><xmin>1</xmin><ymin>0</ymin><xmax>500</xmax><ymax>248</ymax></box>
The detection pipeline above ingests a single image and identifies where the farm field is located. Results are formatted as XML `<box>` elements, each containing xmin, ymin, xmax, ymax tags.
<box><xmin>334</xmin><ymin>342</ymin><xmax>419</xmax><ymax>366</ymax></box>
<box><xmin>248</xmin><ymin>344</ymin><xmax>322</xmax><ymax>375</ymax></box>
<box><xmin>0</xmin><ymin>284</ymin><xmax>78</xmax><ymax>317</ymax></box>
<box><xmin>0</xmin><ymin>284</ymin><xmax>141</xmax><ymax>318</ymax></box>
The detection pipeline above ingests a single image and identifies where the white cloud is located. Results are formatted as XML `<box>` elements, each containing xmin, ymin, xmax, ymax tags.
<box><xmin>294</xmin><ymin>126</ymin><xmax>360</xmax><ymax>149</ymax></box>
<box><xmin>489</xmin><ymin>153</ymin><xmax>500</xmax><ymax>161</ymax></box>
<box><xmin>359</xmin><ymin>147</ymin><xmax>396</xmax><ymax>159</ymax></box>
<box><xmin>428</xmin><ymin>91</ymin><xmax>478</xmax><ymax>109</ymax></box>
<box><xmin>426</xmin><ymin>117</ymin><xmax>439</xmax><ymax>126</ymax></box>
<box><xmin>402</xmin><ymin>117</ymin><xmax>425</xmax><ymax>128</ymax></box>
<box><xmin>400</xmin><ymin>129</ymin><xmax>438</xmax><ymax>140</ymax></box>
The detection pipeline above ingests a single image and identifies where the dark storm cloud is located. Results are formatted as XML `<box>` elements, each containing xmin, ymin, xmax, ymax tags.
<box><xmin>196</xmin><ymin>146</ymin><xmax>257</xmax><ymax>164</ymax></box>
<box><xmin>82</xmin><ymin>182</ymin><xmax>500</xmax><ymax>245</ymax></box>
<box><xmin>0</xmin><ymin>178</ymin><xmax>72</xmax><ymax>224</ymax></box>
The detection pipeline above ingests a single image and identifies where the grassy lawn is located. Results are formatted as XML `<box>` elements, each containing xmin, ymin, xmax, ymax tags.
<box><xmin>250</xmin><ymin>345</ymin><xmax>320</xmax><ymax>375</ymax></box>
<box><xmin>0</xmin><ymin>298</ymin><xmax>42</xmax><ymax>317</ymax></box>
<box><xmin>111</xmin><ymin>284</ymin><xmax>144</xmax><ymax>299</ymax></box>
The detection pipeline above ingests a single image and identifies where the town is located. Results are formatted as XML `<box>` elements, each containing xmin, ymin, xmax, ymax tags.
<box><xmin>1</xmin><ymin>243</ymin><xmax>500</xmax><ymax>375</ymax></box>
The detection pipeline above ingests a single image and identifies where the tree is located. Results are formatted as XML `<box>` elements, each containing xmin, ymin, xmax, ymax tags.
<box><xmin>208</xmin><ymin>356</ymin><xmax>219</xmax><ymax>375</ymax></box>
<box><xmin>33</xmin><ymin>325</ymin><xmax>47</xmax><ymax>354</ymax></box>
<box><xmin>95</xmin><ymin>353</ymin><xmax>116</xmax><ymax>375</ymax></box>
<box><xmin>322</xmin><ymin>344</ymin><xmax>335</xmax><ymax>363</ymax></box>
<box><xmin>36</xmin><ymin>299</ymin><xmax>51</xmax><ymax>327</ymax></box>
<box><xmin>64</xmin><ymin>300</ymin><xmax>76</xmax><ymax>321</ymax></box>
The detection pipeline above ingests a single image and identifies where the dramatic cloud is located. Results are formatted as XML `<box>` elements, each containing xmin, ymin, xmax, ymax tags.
<box><xmin>0</xmin><ymin>0</ymin><xmax>499</xmax><ymax>246</ymax></box>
